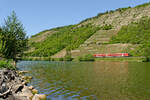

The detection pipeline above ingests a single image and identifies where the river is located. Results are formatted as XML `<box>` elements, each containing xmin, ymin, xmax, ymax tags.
<box><xmin>17</xmin><ymin>61</ymin><xmax>150</xmax><ymax>100</ymax></box>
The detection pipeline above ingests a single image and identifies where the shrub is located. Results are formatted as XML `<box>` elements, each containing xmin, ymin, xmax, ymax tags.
<box><xmin>64</xmin><ymin>55</ymin><xmax>73</xmax><ymax>61</ymax></box>
<box><xmin>116</xmin><ymin>7</ymin><xmax>131</xmax><ymax>13</ymax></box>
<box><xmin>78</xmin><ymin>54</ymin><xmax>95</xmax><ymax>61</ymax></box>
<box><xmin>135</xmin><ymin>2</ymin><xmax>150</xmax><ymax>8</ymax></box>
<box><xmin>101</xmin><ymin>24</ymin><xmax>113</xmax><ymax>30</ymax></box>
<box><xmin>59</xmin><ymin>58</ymin><xmax>64</xmax><ymax>61</ymax></box>
<box><xmin>51</xmin><ymin>58</ymin><xmax>55</xmax><ymax>61</ymax></box>
<box><xmin>0</xmin><ymin>60</ymin><xmax>16</xmax><ymax>70</ymax></box>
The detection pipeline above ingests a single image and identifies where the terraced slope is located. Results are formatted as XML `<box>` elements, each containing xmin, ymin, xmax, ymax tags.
<box><xmin>29</xmin><ymin>30</ymin><xmax>56</xmax><ymax>43</ymax></box>
<box><xmin>28</xmin><ymin>2</ymin><xmax>150</xmax><ymax>58</ymax></box>
<box><xmin>80</xmin><ymin>3</ymin><xmax>150</xmax><ymax>29</ymax></box>
<box><xmin>52</xmin><ymin>30</ymin><xmax>117</xmax><ymax>58</ymax></box>
<box><xmin>27</xmin><ymin>24</ymin><xmax>100</xmax><ymax>57</ymax></box>
<box><xmin>70</xmin><ymin>30</ymin><xmax>134</xmax><ymax>57</ymax></box>
<box><xmin>83</xmin><ymin>30</ymin><xmax>117</xmax><ymax>44</ymax></box>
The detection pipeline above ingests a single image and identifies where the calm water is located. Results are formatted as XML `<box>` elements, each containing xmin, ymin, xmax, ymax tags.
<box><xmin>17</xmin><ymin>61</ymin><xmax>150</xmax><ymax>100</ymax></box>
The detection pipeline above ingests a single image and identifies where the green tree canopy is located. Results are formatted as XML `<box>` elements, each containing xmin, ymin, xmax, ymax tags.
<box><xmin>0</xmin><ymin>11</ymin><xmax>28</xmax><ymax>61</ymax></box>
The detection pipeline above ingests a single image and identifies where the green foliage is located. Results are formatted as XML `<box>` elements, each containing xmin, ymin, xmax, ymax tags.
<box><xmin>31</xmin><ymin>29</ymin><xmax>50</xmax><ymax>38</ymax></box>
<box><xmin>139</xmin><ymin>43</ymin><xmax>150</xmax><ymax>61</ymax></box>
<box><xmin>0</xmin><ymin>11</ymin><xmax>28</xmax><ymax>61</ymax></box>
<box><xmin>101</xmin><ymin>24</ymin><xmax>113</xmax><ymax>30</ymax></box>
<box><xmin>22</xmin><ymin>57</ymin><xmax>51</xmax><ymax>61</ymax></box>
<box><xmin>0</xmin><ymin>60</ymin><xmax>16</xmax><ymax>70</ymax></box>
<box><xmin>116</xmin><ymin>7</ymin><xmax>131</xmax><ymax>13</ymax></box>
<box><xmin>110</xmin><ymin>16</ymin><xmax>150</xmax><ymax>59</ymax></box>
<box><xmin>59</xmin><ymin>58</ymin><xmax>64</xmax><ymax>61</ymax></box>
<box><xmin>111</xmin><ymin>17</ymin><xmax>150</xmax><ymax>44</ymax></box>
<box><xmin>28</xmin><ymin>24</ymin><xmax>100</xmax><ymax>57</ymax></box>
<box><xmin>135</xmin><ymin>2</ymin><xmax>150</xmax><ymax>8</ymax></box>
<box><xmin>78</xmin><ymin>54</ymin><xmax>95</xmax><ymax>61</ymax></box>
<box><xmin>64</xmin><ymin>55</ymin><xmax>73</xmax><ymax>61</ymax></box>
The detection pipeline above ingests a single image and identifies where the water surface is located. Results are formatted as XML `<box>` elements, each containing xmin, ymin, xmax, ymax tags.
<box><xmin>17</xmin><ymin>61</ymin><xmax>150</xmax><ymax>100</ymax></box>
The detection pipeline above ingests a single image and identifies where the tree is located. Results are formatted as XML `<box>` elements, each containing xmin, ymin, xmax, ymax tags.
<box><xmin>0</xmin><ymin>11</ymin><xmax>28</xmax><ymax>64</ymax></box>
<box><xmin>142</xmin><ymin>43</ymin><xmax>150</xmax><ymax>61</ymax></box>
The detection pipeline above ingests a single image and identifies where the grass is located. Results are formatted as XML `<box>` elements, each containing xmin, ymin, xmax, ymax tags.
<box><xmin>21</xmin><ymin>56</ymin><xmax>74</xmax><ymax>61</ymax></box>
<box><xmin>0</xmin><ymin>60</ymin><xmax>16</xmax><ymax>70</ymax></box>
<box><xmin>135</xmin><ymin>2</ymin><xmax>150</xmax><ymax>8</ymax></box>
<box><xmin>21</xmin><ymin>57</ymin><xmax>51</xmax><ymax>61</ymax></box>
<box><xmin>21</xmin><ymin>56</ymin><xmax>146</xmax><ymax>62</ymax></box>
<box><xmin>31</xmin><ymin>29</ymin><xmax>51</xmax><ymax>38</ymax></box>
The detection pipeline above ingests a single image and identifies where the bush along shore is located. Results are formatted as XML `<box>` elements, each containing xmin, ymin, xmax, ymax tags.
<box><xmin>0</xmin><ymin>60</ymin><xmax>46</xmax><ymax>100</ymax></box>
<box><xmin>21</xmin><ymin>54</ymin><xmax>146</xmax><ymax>62</ymax></box>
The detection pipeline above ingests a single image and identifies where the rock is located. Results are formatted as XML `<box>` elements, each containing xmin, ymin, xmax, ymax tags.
<box><xmin>18</xmin><ymin>71</ymin><xmax>29</xmax><ymax>74</ymax></box>
<box><xmin>12</xmin><ymin>84</ymin><xmax>24</xmax><ymax>93</ymax></box>
<box><xmin>22</xmin><ymin>81</ymin><xmax>27</xmax><ymax>85</ymax></box>
<box><xmin>0</xmin><ymin>69</ymin><xmax>47</xmax><ymax>100</ymax></box>
<box><xmin>32</xmin><ymin>89</ymin><xmax>38</xmax><ymax>94</ymax></box>
<box><xmin>0</xmin><ymin>69</ymin><xmax>31</xmax><ymax>100</ymax></box>
<box><xmin>21</xmin><ymin>76</ymin><xmax>26</xmax><ymax>79</ymax></box>
<box><xmin>32</xmin><ymin>94</ymin><xmax>46</xmax><ymax>100</ymax></box>
<box><xmin>32</xmin><ymin>94</ymin><xmax>40</xmax><ymax>100</ymax></box>
<box><xmin>16</xmin><ymin>86</ymin><xmax>33</xmax><ymax>100</ymax></box>
<box><xmin>28</xmin><ymin>86</ymin><xmax>33</xmax><ymax>90</ymax></box>
<box><xmin>21</xmin><ymin>76</ymin><xmax>32</xmax><ymax>84</ymax></box>
<box><xmin>38</xmin><ymin>94</ymin><xmax>46</xmax><ymax>100</ymax></box>
<box><xmin>0</xmin><ymin>83</ymin><xmax>9</xmax><ymax>93</ymax></box>
<box><xmin>22</xmin><ymin>76</ymin><xmax>32</xmax><ymax>80</ymax></box>
<box><xmin>12</xmin><ymin>95</ymin><xmax>28</xmax><ymax>100</ymax></box>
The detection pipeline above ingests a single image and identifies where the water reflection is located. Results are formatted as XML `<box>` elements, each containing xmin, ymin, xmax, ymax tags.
<box><xmin>17</xmin><ymin>61</ymin><xmax>150</xmax><ymax>100</ymax></box>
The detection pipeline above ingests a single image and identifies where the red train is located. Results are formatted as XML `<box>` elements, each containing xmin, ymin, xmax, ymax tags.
<box><xmin>93</xmin><ymin>53</ymin><xmax>129</xmax><ymax>57</ymax></box>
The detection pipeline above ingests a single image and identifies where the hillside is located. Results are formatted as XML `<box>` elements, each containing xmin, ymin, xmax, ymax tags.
<box><xmin>27</xmin><ymin>2</ymin><xmax>150</xmax><ymax>58</ymax></box>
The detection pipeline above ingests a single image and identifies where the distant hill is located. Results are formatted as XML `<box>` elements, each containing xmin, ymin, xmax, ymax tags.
<box><xmin>27</xmin><ymin>2</ymin><xmax>150</xmax><ymax>58</ymax></box>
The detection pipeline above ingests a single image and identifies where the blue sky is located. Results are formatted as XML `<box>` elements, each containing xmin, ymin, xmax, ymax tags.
<box><xmin>1</xmin><ymin>0</ymin><xmax>150</xmax><ymax>37</ymax></box>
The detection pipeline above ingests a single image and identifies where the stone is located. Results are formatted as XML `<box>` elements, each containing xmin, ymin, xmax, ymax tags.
<box><xmin>12</xmin><ymin>84</ymin><xmax>24</xmax><ymax>93</ymax></box>
<box><xmin>0</xmin><ymin>69</ymin><xmax>47</xmax><ymax>100</ymax></box>
<box><xmin>22</xmin><ymin>76</ymin><xmax>32</xmax><ymax>81</ymax></box>
<box><xmin>0</xmin><ymin>69</ymin><xmax>33</xmax><ymax>100</ymax></box>
<box><xmin>19</xmin><ymin>71</ymin><xmax>29</xmax><ymax>74</ymax></box>
<box><xmin>32</xmin><ymin>89</ymin><xmax>38</xmax><ymax>94</ymax></box>
<box><xmin>32</xmin><ymin>94</ymin><xmax>40</xmax><ymax>100</ymax></box>
<box><xmin>22</xmin><ymin>81</ymin><xmax>27</xmax><ymax>85</ymax></box>
<box><xmin>28</xmin><ymin>86</ymin><xmax>33</xmax><ymax>90</ymax></box>
<box><xmin>38</xmin><ymin>94</ymin><xmax>46</xmax><ymax>100</ymax></box>
<box><xmin>32</xmin><ymin>94</ymin><xmax>46</xmax><ymax>100</ymax></box>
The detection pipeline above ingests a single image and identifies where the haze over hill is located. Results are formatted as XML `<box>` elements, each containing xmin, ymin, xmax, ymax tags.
<box><xmin>27</xmin><ymin>2</ymin><xmax>150</xmax><ymax>59</ymax></box>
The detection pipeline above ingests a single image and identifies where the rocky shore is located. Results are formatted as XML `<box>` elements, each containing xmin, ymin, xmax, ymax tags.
<box><xmin>0</xmin><ymin>69</ymin><xmax>46</xmax><ymax>100</ymax></box>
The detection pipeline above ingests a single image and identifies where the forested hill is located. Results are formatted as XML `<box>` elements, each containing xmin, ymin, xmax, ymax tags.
<box><xmin>27</xmin><ymin>2</ymin><xmax>150</xmax><ymax>58</ymax></box>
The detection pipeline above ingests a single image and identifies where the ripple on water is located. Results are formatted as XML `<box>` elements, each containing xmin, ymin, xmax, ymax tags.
<box><xmin>17</xmin><ymin>61</ymin><xmax>150</xmax><ymax>100</ymax></box>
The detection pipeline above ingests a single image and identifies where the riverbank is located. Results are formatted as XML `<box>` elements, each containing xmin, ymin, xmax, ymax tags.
<box><xmin>0</xmin><ymin>68</ymin><xmax>46</xmax><ymax>100</ymax></box>
<box><xmin>21</xmin><ymin>56</ymin><xmax>146</xmax><ymax>62</ymax></box>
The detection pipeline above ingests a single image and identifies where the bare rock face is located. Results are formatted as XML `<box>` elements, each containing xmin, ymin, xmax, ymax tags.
<box><xmin>0</xmin><ymin>69</ymin><xmax>33</xmax><ymax>100</ymax></box>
